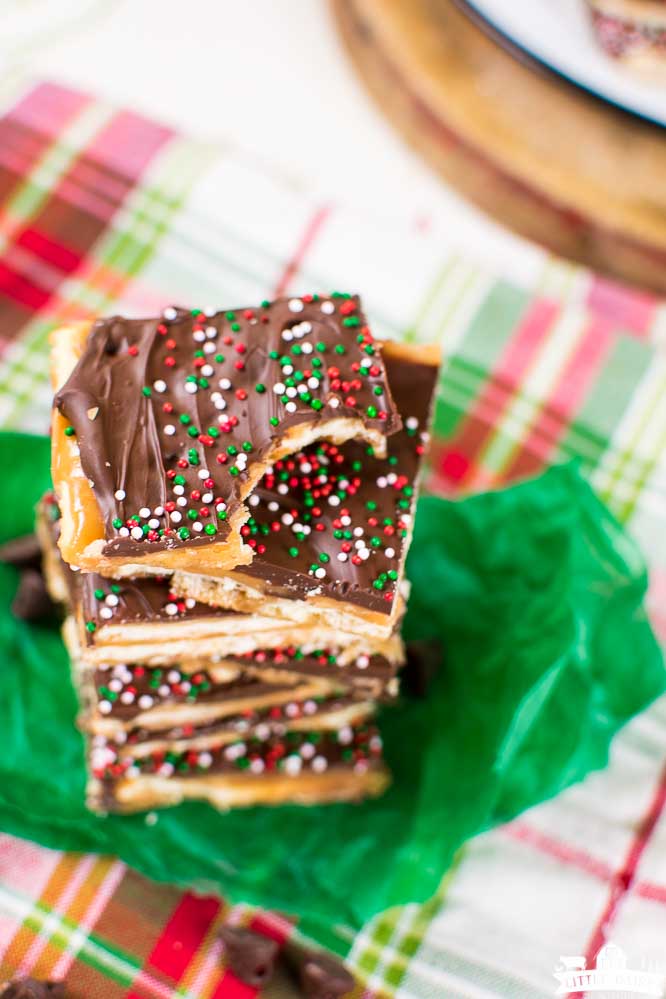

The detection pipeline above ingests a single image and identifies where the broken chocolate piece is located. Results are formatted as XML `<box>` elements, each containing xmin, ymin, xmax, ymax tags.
<box><xmin>11</xmin><ymin>570</ymin><xmax>56</xmax><ymax>622</ymax></box>
<box><xmin>299</xmin><ymin>951</ymin><xmax>355</xmax><ymax>999</ymax></box>
<box><xmin>403</xmin><ymin>639</ymin><xmax>443</xmax><ymax>698</ymax></box>
<box><xmin>1</xmin><ymin>980</ymin><xmax>65</xmax><ymax>998</ymax></box>
<box><xmin>219</xmin><ymin>925</ymin><xmax>279</xmax><ymax>987</ymax></box>
<box><xmin>0</xmin><ymin>534</ymin><xmax>42</xmax><ymax>569</ymax></box>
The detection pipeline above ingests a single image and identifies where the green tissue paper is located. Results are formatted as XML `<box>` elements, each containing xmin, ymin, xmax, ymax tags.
<box><xmin>0</xmin><ymin>433</ymin><xmax>663</xmax><ymax>937</ymax></box>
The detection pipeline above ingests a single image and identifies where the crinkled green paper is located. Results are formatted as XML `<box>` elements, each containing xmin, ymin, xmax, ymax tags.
<box><xmin>0</xmin><ymin>433</ymin><xmax>663</xmax><ymax>938</ymax></box>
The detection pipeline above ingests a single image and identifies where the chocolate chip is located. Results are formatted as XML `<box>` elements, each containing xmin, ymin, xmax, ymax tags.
<box><xmin>219</xmin><ymin>925</ymin><xmax>279</xmax><ymax>987</ymax></box>
<box><xmin>0</xmin><ymin>534</ymin><xmax>42</xmax><ymax>570</ymax></box>
<box><xmin>403</xmin><ymin>639</ymin><xmax>443</xmax><ymax>698</ymax></box>
<box><xmin>1</xmin><ymin>979</ymin><xmax>65</xmax><ymax>998</ymax></box>
<box><xmin>299</xmin><ymin>951</ymin><xmax>355</xmax><ymax>999</ymax></box>
<box><xmin>11</xmin><ymin>570</ymin><xmax>55</xmax><ymax>622</ymax></box>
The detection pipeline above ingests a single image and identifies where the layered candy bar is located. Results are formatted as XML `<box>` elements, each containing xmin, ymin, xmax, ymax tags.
<box><xmin>51</xmin><ymin>296</ymin><xmax>401</xmax><ymax>578</ymax></box>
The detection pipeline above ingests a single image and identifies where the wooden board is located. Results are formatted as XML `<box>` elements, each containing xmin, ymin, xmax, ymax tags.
<box><xmin>333</xmin><ymin>0</ymin><xmax>666</xmax><ymax>293</ymax></box>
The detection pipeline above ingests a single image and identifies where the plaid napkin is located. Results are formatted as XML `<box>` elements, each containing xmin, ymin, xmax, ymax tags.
<box><xmin>0</xmin><ymin>79</ymin><xmax>665</xmax><ymax>998</ymax></box>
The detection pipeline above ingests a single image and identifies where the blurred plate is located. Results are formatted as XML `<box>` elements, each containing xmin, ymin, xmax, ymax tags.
<box><xmin>463</xmin><ymin>0</ymin><xmax>666</xmax><ymax>127</ymax></box>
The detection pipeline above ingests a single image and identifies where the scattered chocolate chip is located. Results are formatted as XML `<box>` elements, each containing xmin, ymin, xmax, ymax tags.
<box><xmin>1</xmin><ymin>979</ymin><xmax>65</xmax><ymax>998</ymax></box>
<box><xmin>11</xmin><ymin>570</ymin><xmax>55</xmax><ymax>622</ymax></box>
<box><xmin>219</xmin><ymin>925</ymin><xmax>279</xmax><ymax>987</ymax></box>
<box><xmin>299</xmin><ymin>951</ymin><xmax>355</xmax><ymax>999</ymax></box>
<box><xmin>0</xmin><ymin>534</ymin><xmax>42</xmax><ymax>570</ymax></box>
<box><xmin>403</xmin><ymin>639</ymin><xmax>443</xmax><ymax>698</ymax></box>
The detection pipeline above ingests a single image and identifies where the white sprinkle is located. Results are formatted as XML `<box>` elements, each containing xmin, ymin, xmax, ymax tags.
<box><xmin>158</xmin><ymin>684</ymin><xmax>170</xmax><ymax>698</ymax></box>
<box><xmin>369</xmin><ymin>735</ymin><xmax>383</xmax><ymax>752</ymax></box>
<box><xmin>277</xmin><ymin>483</ymin><xmax>289</xmax><ymax>494</ymax></box>
<box><xmin>201</xmin><ymin>364</ymin><xmax>214</xmax><ymax>377</ymax></box>
<box><xmin>165</xmin><ymin>603</ymin><xmax>178</xmax><ymax>616</ymax></box>
<box><xmin>307</xmin><ymin>377</ymin><xmax>319</xmax><ymax>390</ymax></box>
<box><xmin>320</xmin><ymin>301</ymin><xmax>335</xmax><ymax>314</ymax></box>
<box><xmin>105</xmin><ymin>594</ymin><xmax>119</xmax><ymax>607</ymax></box>
<box><xmin>154</xmin><ymin>506</ymin><xmax>165</xmax><ymax>516</ymax></box>
<box><xmin>288</xmin><ymin>298</ymin><xmax>304</xmax><ymax>313</ymax></box>
<box><xmin>255</xmin><ymin>723</ymin><xmax>271</xmax><ymax>741</ymax></box>
<box><xmin>206</xmin><ymin>326</ymin><xmax>218</xmax><ymax>338</ymax></box>
<box><xmin>139</xmin><ymin>507</ymin><xmax>150</xmax><ymax>518</ymax></box>
<box><xmin>100</xmin><ymin>607</ymin><xmax>113</xmax><ymax>620</ymax></box>
<box><xmin>385</xmin><ymin>547</ymin><xmax>395</xmax><ymax>558</ymax></box>
<box><xmin>118</xmin><ymin>527</ymin><xmax>130</xmax><ymax>538</ymax></box>
<box><xmin>138</xmin><ymin>695</ymin><xmax>154</xmax><ymax>709</ymax></box>
<box><xmin>185</xmin><ymin>381</ymin><xmax>198</xmax><ymax>394</ymax></box>
<box><xmin>376</xmin><ymin>477</ymin><xmax>388</xmax><ymax>489</ymax></box>
<box><xmin>250</xmin><ymin>758</ymin><xmax>265</xmax><ymax>774</ymax></box>
<box><xmin>153</xmin><ymin>379</ymin><xmax>167</xmax><ymax>393</ymax></box>
<box><xmin>354</xmin><ymin>527</ymin><xmax>364</xmax><ymax>537</ymax></box>
<box><xmin>286</xmin><ymin>386</ymin><xmax>298</xmax><ymax>398</ymax></box>
<box><xmin>329</xmin><ymin>397</ymin><xmax>340</xmax><ymax>409</ymax></box>
<box><xmin>173</xmin><ymin>485</ymin><xmax>184</xmax><ymax>496</ymax></box>
<box><xmin>193</xmin><ymin>330</ymin><xmax>206</xmax><ymax>343</ymax></box>
<box><xmin>185</xmin><ymin>598</ymin><xmax>196</xmax><ymax>609</ymax></box>
<box><xmin>225</xmin><ymin>742</ymin><xmax>246</xmax><ymax>761</ymax></box>
<box><xmin>167</xmin><ymin>670</ymin><xmax>181</xmax><ymax>683</ymax></box>
<box><xmin>198</xmin><ymin>468</ymin><xmax>210</xmax><ymax>480</ymax></box>
<box><xmin>406</xmin><ymin>416</ymin><xmax>419</xmax><ymax>430</ymax></box>
<box><xmin>130</xmin><ymin>526</ymin><xmax>143</xmax><ymax>540</ymax></box>
<box><xmin>163</xmin><ymin>306</ymin><xmax>178</xmax><ymax>320</ymax></box>
<box><xmin>282</xmin><ymin>364</ymin><xmax>294</xmax><ymax>376</ymax></box>
<box><xmin>328</xmin><ymin>495</ymin><xmax>340</xmax><ymax>506</ymax></box>
<box><xmin>360</xmin><ymin>548</ymin><xmax>370</xmax><ymax>560</ymax></box>
<box><xmin>192</xmin><ymin>522</ymin><xmax>203</xmax><ymax>532</ymax></box>
<box><xmin>300</xmin><ymin>742</ymin><xmax>315</xmax><ymax>759</ymax></box>
<box><xmin>108</xmin><ymin>679</ymin><xmax>122</xmax><ymax>694</ymax></box>
<box><xmin>285</xmin><ymin>703</ymin><xmax>299</xmax><ymax>718</ymax></box>
<box><xmin>273</xmin><ymin>382</ymin><xmax>286</xmax><ymax>395</ymax></box>
<box><xmin>181</xmin><ymin>681</ymin><xmax>191</xmax><ymax>693</ymax></box>
<box><xmin>159</xmin><ymin>762</ymin><xmax>174</xmax><ymax>777</ymax></box>
<box><xmin>311</xmin><ymin>755</ymin><xmax>328</xmax><ymax>773</ymax></box>
<box><xmin>219</xmin><ymin>378</ymin><xmax>231</xmax><ymax>390</ymax></box>
<box><xmin>249</xmin><ymin>494</ymin><xmax>260</xmax><ymax>507</ymax></box>
<box><xmin>144</xmin><ymin>811</ymin><xmax>159</xmax><ymax>825</ymax></box>
<box><xmin>300</xmin><ymin>462</ymin><xmax>312</xmax><ymax>474</ymax></box>
<box><xmin>120</xmin><ymin>691</ymin><xmax>135</xmax><ymax>705</ymax></box>
<box><xmin>337</xmin><ymin>553</ymin><xmax>348</xmax><ymax>562</ymax></box>
<box><xmin>114</xmin><ymin>489</ymin><xmax>126</xmax><ymax>501</ymax></box>
<box><xmin>216</xmin><ymin>502</ymin><xmax>227</xmax><ymax>512</ymax></box>
<box><xmin>314</xmin><ymin>567</ymin><xmax>326</xmax><ymax>579</ymax></box>
<box><xmin>268</xmin><ymin>501</ymin><xmax>279</xmax><ymax>512</ymax></box>
<box><xmin>285</xmin><ymin>401</ymin><xmax>297</xmax><ymax>413</ymax></box>
<box><xmin>176</xmin><ymin>497</ymin><xmax>187</xmax><ymax>507</ymax></box>
<box><xmin>281</xmin><ymin>330</ymin><xmax>293</xmax><ymax>342</ymax></box>
<box><xmin>215</xmin><ymin>399</ymin><xmax>227</xmax><ymax>411</ymax></box>
<box><xmin>98</xmin><ymin>701</ymin><xmax>112</xmax><ymax>715</ymax></box>
<box><xmin>170</xmin><ymin>511</ymin><xmax>182</xmax><ymax>523</ymax></box>
<box><xmin>354</xmin><ymin>761</ymin><xmax>369</xmax><ymax>774</ymax></box>
<box><xmin>297</xmin><ymin>383</ymin><xmax>308</xmax><ymax>395</ymax></box>
<box><xmin>202</xmin><ymin>492</ymin><xmax>213</xmax><ymax>503</ymax></box>
<box><xmin>203</xmin><ymin>341</ymin><xmax>216</xmax><ymax>354</ymax></box>
<box><xmin>148</xmin><ymin>518</ymin><xmax>160</xmax><ymax>529</ymax></box>
<box><xmin>356</xmin><ymin>655</ymin><xmax>370</xmax><ymax>669</ymax></box>
<box><xmin>284</xmin><ymin>754</ymin><xmax>302</xmax><ymax>775</ymax></box>
<box><xmin>304</xmin><ymin>700</ymin><xmax>317</xmax><ymax>715</ymax></box>
<box><xmin>387</xmin><ymin>473</ymin><xmax>397</xmax><ymax>485</ymax></box>
<box><xmin>360</xmin><ymin>357</ymin><xmax>372</xmax><ymax>369</ymax></box>
<box><xmin>199</xmin><ymin>751</ymin><xmax>213</xmax><ymax>768</ymax></box>
<box><xmin>338</xmin><ymin>726</ymin><xmax>353</xmax><ymax>745</ymax></box>
<box><xmin>301</xmin><ymin>342</ymin><xmax>313</xmax><ymax>354</ymax></box>
<box><xmin>340</xmin><ymin>515</ymin><xmax>351</xmax><ymax>526</ymax></box>
<box><xmin>164</xmin><ymin>424</ymin><xmax>175</xmax><ymax>436</ymax></box>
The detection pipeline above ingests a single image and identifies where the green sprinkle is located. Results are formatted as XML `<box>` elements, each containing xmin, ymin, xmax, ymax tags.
<box><xmin>178</xmin><ymin>527</ymin><xmax>190</xmax><ymax>540</ymax></box>
<box><xmin>316</xmin><ymin>342</ymin><xmax>326</xmax><ymax>352</ymax></box>
<box><xmin>334</xmin><ymin>344</ymin><xmax>346</xmax><ymax>355</ymax></box>
<box><xmin>204</xmin><ymin>524</ymin><xmax>216</xmax><ymax>535</ymax></box>
<box><xmin>112</xmin><ymin>518</ymin><xmax>122</xmax><ymax>529</ymax></box>
<box><xmin>370</xmin><ymin>537</ymin><xmax>381</xmax><ymax>547</ymax></box>
<box><xmin>94</xmin><ymin>589</ymin><xmax>104</xmax><ymax>600</ymax></box>
<box><xmin>191</xmin><ymin>308</ymin><xmax>201</xmax><ymax>316</ymax></box>
<box><xmin>187</xmin><ymin>509</ymin><xmax>197</xmax><ymax>520</ymax></box>
<box><xmin>187</xmin><ymin>426</ymin><xmax>199</xmax><ymax>438</ymax></box>
<box><xmin>373</xmin><ymin>385</ymin><xmax>383</xmax><ymax>396</ymax></box>
<box><xmin>342</xmin><ymin>316</ymin><xmax>360</xmax><ymax>327</ymax></box>
<box><xmin>85</xmin><ymin>621</ymin><xmax>96</xmax><ymax>633</ymax></box>
<box><xmin>312</xmin><ymin>357</ymin><xmax>322</xmax><ymax>368</ymax></box>
<box><xmin>217</xmin><ymin>509</ymin><xmax>227</xmax><ymax>520</ymax></box>
<box><xmin>111</xmin><ymin>585</ymin><xmax>121</xmax><ymax>594</ymax></box>
<box><xmin>319</xmin><ymin>553</ymin><xmax>330</xmax><ymax>563</ymax></box>
<box><xmin>225</xmin><ymin>311</ymin><xmax>236</xmax><ymax>321</ymax></box>
<box><xmin>291</xmin><ymin>344</ymin><xmax>302</xmax><ymax>356</ymax></box>
<box><xmin>242</xmin><ymin>441</ymin><xmax>253</xmax><ymax>452</ymax></box>
<box><xmin>215</xmin><ymin>353</ymin><xmax>225</xmax><ymax>363</ymax></box>
<box><xmin>388</xmin><ymin>570</ymin><xmax>398</xmax><ymax>581</ymax></box>
<box><xmin>261</xmin><ymin>300</ymin><xmax>270</xmax><ymax>308</ymax></box>
<box><xmin>269</xmin><ymin>350</ymin><xmax>279</xmax><ymax>360</ymax></box>
<box><xmin>230</xmin><ymin>322</ymin><xmax>241</xmax><ymax>332</ymax></box>
<box><xmin>269</xmin><ymin>416</ymin><xmax>279</xmax><ymax>427</ymax></box>
<box><xmin>288</xmin><ymin>547</ymin><xmax>299</xmax><ymax>558</ymax></box>
<box><xmin>198</xmin><ymin>377</ymin><xmax>209</xmax><ymax>389</ymax></box>
<box><xmin>366</xmin><ymin>500</ymin><xmax>378</xmax><ymax>511</ymax></box>
<box><xmin>367</xmin><ymin>405</ymin><xmax>378</xmax><ymax>418</ymax></box>
<box><xmin>207</xmin><ymin>426</ymin><xmax>220</xmax><ymax>438</ymax></box>
<box><xmin>174</xmin><ymin>474</ymin><xmax>185</xmax><ymax>485</ymax></box>
<box><xmin>227</xmin><ymin>445</ymin><xmax>238</xmax><ymax>456</ymax></box>
<box><xmin>229</xmin><ymin>466</ymin><xmax>239</xmax><ymax>476</ymax></box>
<box><xmin>64</xmin><ymin>426</ymin><xmax>75</xmax><ymax>437</ymax></box>
<box><xmin>311</xmin><ymin>399</ymin><xmax>323</xmax><ymax>411</ymax></box>
<box><xmin>255</xmin><ymin>383</ymin><xmax>266</xmax><ymax>393</ymax></box>
<box><xmin>179</xmin><ymin>414</ymin><xmax>191</xmax><ymax>425</ymax></box>
<box><xmin>142</xmin><ymin>386</ymin><xmax>151</xmax><ymax>397</ymax></box>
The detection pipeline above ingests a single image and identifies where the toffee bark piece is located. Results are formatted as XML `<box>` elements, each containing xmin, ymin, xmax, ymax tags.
<box><xmin>12</xmin><ymin>569</ymin><xmax>56</xmax><ymax>622</ymax></box>
<box><xmin>299</xmin><ymin>951</ymin><xmax>356</xmax><ymax>999</ymax></box>
<box><xmin>1</xmin><ymin>981</ymin><xmax>65</xmax><ymax>999</ymax></box>
<box><xmin>51</xmin><ymin>295</ymin><xmax>401</xmax><ymax>578</ymax></box>
<box><xmin>171</xmin><ymin>341</ymin><xmax>441</xmax><ymax>636</ymax></box>
<box><xmin>0</xmin><ymin>533</ymin><xmax>42</xmax><ymax>569</ymax></box>
<box><xmin>218</xmin><ymin>926</ymin><xmax>279</xmax><ymax>987</ymax></box>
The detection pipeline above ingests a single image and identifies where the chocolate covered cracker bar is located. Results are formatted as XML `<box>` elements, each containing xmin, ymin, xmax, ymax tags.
<box><xmin>587</xmin><ymin>0</ymin><xmax>666</xmax><ymax>73</ymax></box>
<box><xmin>51</xmin><ymin>296</ymin><xmax>401</xmax><ymax>578</ymax></box>
<box><xmin>171</xmin><ymin>342</ymin><xmax>440</xmax><ymax>639</ymax></box>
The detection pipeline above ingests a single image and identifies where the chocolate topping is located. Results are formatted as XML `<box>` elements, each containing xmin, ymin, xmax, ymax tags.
<box><xmin>12</xmin><ymin>570</ymin><xmax>56</xmax><ymax>622</ymax></box>
<box><xmin>219</xmin><ymin>926</ymin><xmax>279</xmax><ymax>987</ymax></box>
<box><xmin>229</xmin><ymin>346</ymin><xmax>439</xmax><ymax>615</ymax></box>
<box><xmin>0</xmin><ymin>533</ymin><xmax>42</xmax><ymax>569</ymax></box>
<box><xmin>55</xmin><ymin>296</ymin><xmax>400</xmax><ymax>558</ymax></box>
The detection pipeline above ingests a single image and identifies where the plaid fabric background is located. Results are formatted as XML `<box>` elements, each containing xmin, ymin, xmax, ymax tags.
<box><xmin>1</xmin><ymin>79</ymin><xmax>666</xmax><ymax>997</ymax></box>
